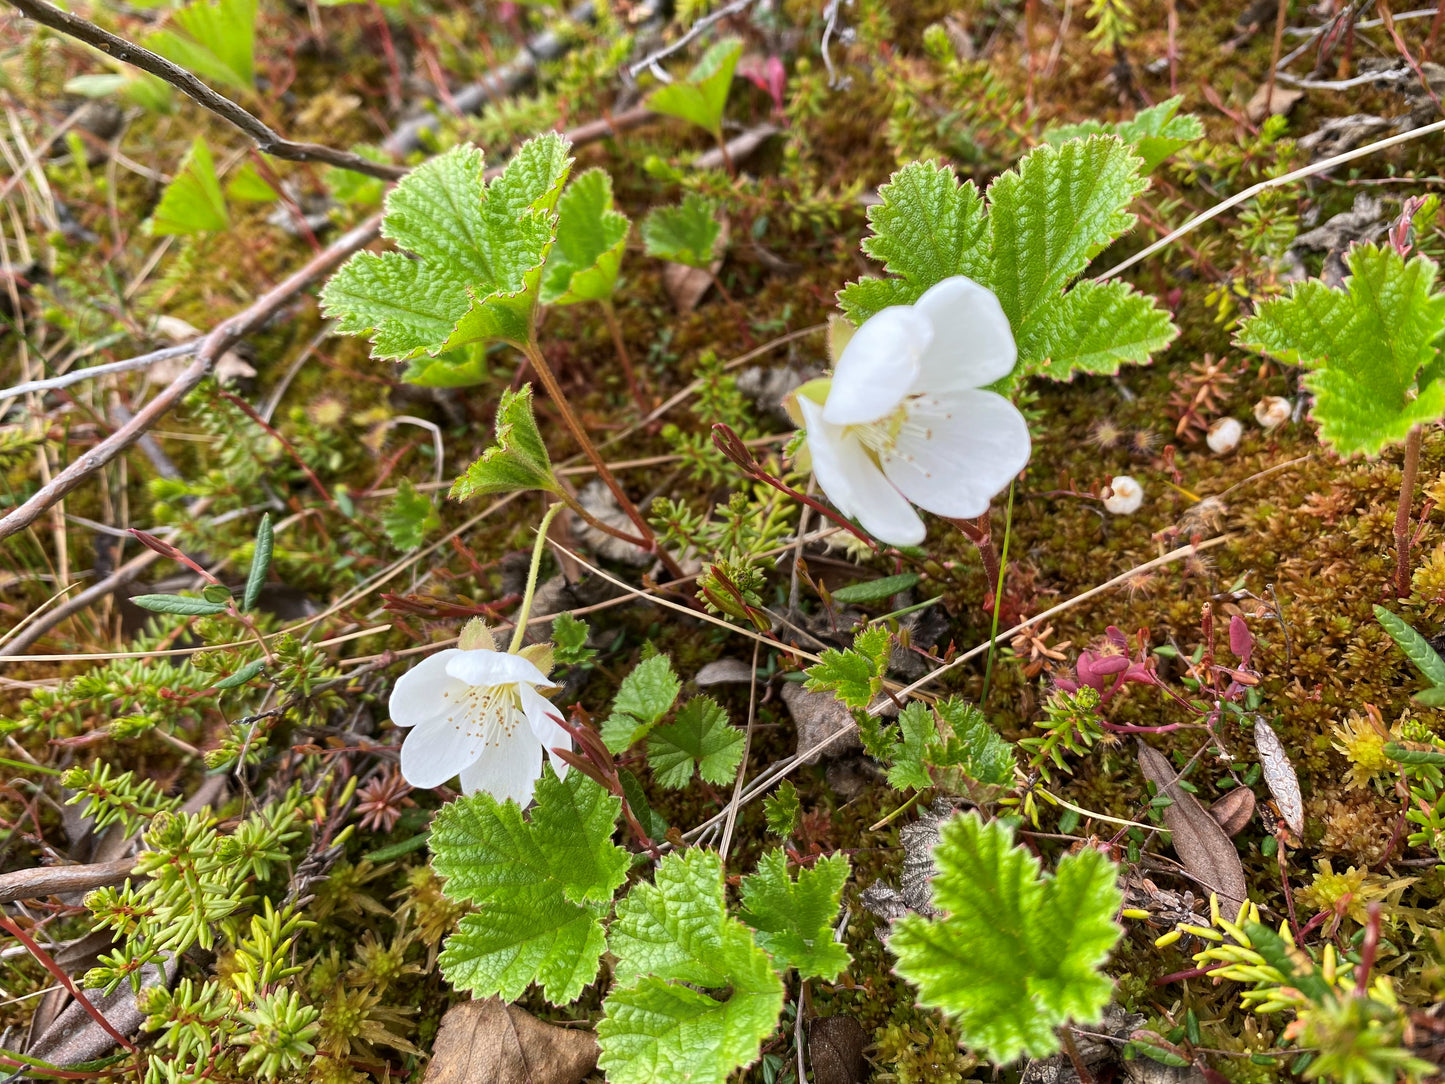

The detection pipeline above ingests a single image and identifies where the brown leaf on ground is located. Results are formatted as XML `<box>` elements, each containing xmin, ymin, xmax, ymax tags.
<box><xmin>1245</xmin><ymin>83</ymin><xmax>1303</xmax><ymax>123</ymax></box>
<box><xmin>809</xmin><ymin>1015</ymin><xmax>868</xmax><ymax>1084</ymax></box>
<box><xmin>662</xmin><ymin>219</ymin><xmax>729</xmax><ymax>313</ymax></box>
<box><xmin>1136</xmin><ymin>743</ymin><xmax>1247</xmax><ymax>914</ymax></box>
<box><xmin>1207</xmin><ymin>786</ymin><xmax>1255</xmax><ymax>837</ymax></box>
<box><xmin>1253</xmin><ymin>717</ymin><xmax>1303</xmax><ymax>837</ymax></box>
<box><xmin>423</xmin><ymin>999</ymin><xmax>598</xmax><ymax>1084</ymax></box>
<box><xmin>781</xmin><ymin>681</ymin><xmax>862</xmax><ymax>764</ymax></box>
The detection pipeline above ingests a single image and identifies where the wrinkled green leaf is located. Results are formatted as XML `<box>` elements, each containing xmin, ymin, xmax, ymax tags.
<box><xmin>448</xmin><ymin>385</ymin><xmax>559</xmax><ymax>500</ymax></box>
<box><xmin>601</xmin><ymin>654</ymin><xmax>683</xmax><ymax>752</ymax></box>
<box><xmin>641</xmin><ymin>192</ymin><xmax>722</xmax><ymax>271</ymax></box>
<box><xmin>541</xmin><ymin>168</ymin><xmax>629</xmax><ymax>306</ymax></box>
<box><xmin>739</xmin><ymin>850</ymin><xmax>851</xmax><ymax>981</ymax></box>
<box><xmin>381</xmin><ymin>480</ymin><xmax>438</xmax><ymax>550</ymax></box>
<box><xmin>804</xmin><ymin>626</ymin><xmax>891</xmax><ymax>710</ymax></box>
<box><xmin>830</xmin><ymin>573</ymin><xmax>921</xmax><ymax>604</ymax></box>
<box><xmin>242</xmin><ymin>513</ymin><xmax>273</xmax><ymax>611</ymax></box>
<box><xmin>646</xmin><ymin>696</ymin><xmax>744</xmax><ymax>788</ymax></box>
<box><xmin>1044</xmin><ymin>95</ymin><xmax>1203</xmax><ymax>173</ymax></box>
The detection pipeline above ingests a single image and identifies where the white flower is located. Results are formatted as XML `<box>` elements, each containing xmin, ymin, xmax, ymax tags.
<box><xmin>798</xmin><ymin>277</ymin><xmax>1031</xmax><ymax>547</ymax></box>
<box><xmin>1254</xmin><ymin>396</ymin><xmax>1292</xmax><ymax>429</ymax></box>
<box><xmin>1207</xmin><ymin>416</ymin><xmax>1242</xmax><ymax>454</ymax></box>
<box><xmin>1103</xmin><ymin>475</ymin><xmax>1144</xmax><ymax>515</ymax></box>
<box><xmin>389</xmin><ymin>645</ymin><xmax>570</xmax><ymax>806</ymax></box>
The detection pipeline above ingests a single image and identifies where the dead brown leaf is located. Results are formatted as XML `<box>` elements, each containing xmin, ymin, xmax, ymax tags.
<box><xmin>1253</xmin><ymin>717</ymin><xmax>1303</xmax><ymax>838</ymax></box>
<box><xmin>423</xmin><ymin>999</ymin><xmax>598</xmax><ymax>1084</ymax></box>
<box><xmin>1136</xmin><ymin>743</ymin><xmax>1247</xmax><ymax>914</ymax></box>
<box><xmin>1245</xmin><ymin>83</ymin><xmax>1304</xmax><ymax>124</ymax></box>
<box><xmin>1207</xmin><ymin>786</ymin><xmax>1256</xmax><ymax>838</ymax></box>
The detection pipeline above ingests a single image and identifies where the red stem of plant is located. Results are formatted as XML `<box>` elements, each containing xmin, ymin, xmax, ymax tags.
<box><xmin>1394</xmin><ymin>425</ymin><xmax>1423</xmax><ymax>597</ymax></box>
<box><xmin>601</xmin><ymin>301</ymin><xmax>649</xmax><ymax>413</ymax></box>
<box><xmin>951</xmin><ymin>514</ymin><xmax>1002</xmax><ymax>589</ymax></box>
<box><xmin>0</xmin><ymin>914</ymin><xmax>140</xmax><ymax>1054</ymax></box>
<box><xmin>216</xmin><ymin>390</ymin><xmax>335</xmax><ymax>506</ymax></box>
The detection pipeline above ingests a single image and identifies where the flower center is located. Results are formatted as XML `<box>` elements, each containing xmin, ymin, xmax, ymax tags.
<box><xmin>848</xmin><ymin>398</ymin><xmax>937</xmax><ymax>461</ymax></box>
<box><xmin>448</xmin><ymin>682</ymin><xmax>526</xmax><ymax>757</ymax></box>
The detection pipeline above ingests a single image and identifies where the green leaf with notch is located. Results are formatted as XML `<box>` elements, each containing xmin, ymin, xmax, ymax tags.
<box><xmin>146</xmin><ymin>0</ymin><xmax>256</xmax><ymax>93</ymax></box>
<box><xmin>646</xmin><ymin>696</ymin><xmax>745</xmax><ymax>788</ymax></box>
<box><xmin>1375</xmin><ymin>604</ymin><xmax>1445</xmax><ymax>689</ymax></box>
<box><xmin>739</xmin><ymin>849</ymin><xmax>851</xmax><ymax>981</ymax></box>
<box><xmin>448</xmin><ymin>385</ymin><xmax>560</xmax><ymax>501</ymax></box>
<box><xmin>601</xmin><ymin>654</ymin><xmax>683</xmax><ymax>752</ymax></box>
<box><xmin>541</xmin><ymin>168</ymin><xmax>629</xmax><ymax>306</ymax></box>
<box><xmin>804</xmin><ymin>625</ymin><xmax>892</xmax><ymax>710</ymax></box>
<box><xmin>1043</xmin><ymin>95</ymin><xmax>1203</xmax><ymax>173</ymax></box>
<box><xmin>148</xmin><ymin>137</ymin><xmax>229</xmax><ymax>236</ymax></box>
<box><xmin>381</xmin><ymin>479</ymin><xmax>439</xmax><ymax>550</ymax></box>
<box><xmin>641</xmin><ymin>192</ymin><xmax>722</xmax><ymax>271</ymax></box>
<box><xmin>1238</xmin><ymin>245</ymin><xmax>1445</xmax><ymax>456</ymax></box>
<box><xmin>321</xmin><ymin>135</ymin><xmax>572</xmax><ymax>362</ymax></box>
<box><xmin>645</xmin><ymin>38</ymin><xmax>743</xmax><ymax>139</ymax></box>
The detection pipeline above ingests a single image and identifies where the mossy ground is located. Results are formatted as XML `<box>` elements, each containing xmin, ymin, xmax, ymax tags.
<box><xmin>4</xmin><ymin>0</ymin><xmax>1445</xmax><ymax>1078</ymax></box>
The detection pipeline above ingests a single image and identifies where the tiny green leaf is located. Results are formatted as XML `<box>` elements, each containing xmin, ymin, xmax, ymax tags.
<box><xmin>601</xmin><ymin>654</ymin><xmax>683</xmax><ymax>752</ymax></box>
<box><xmin>148</xmin><ymin>136</ymin><xmax>229</xmax><ymax>236</ymax></box>
<box><xmin>935</xmin><ymin>697</ymin><xmax>1016</xmax><ymax>787</ymax></box>
<box><xmin>804</xmin><ymin>626</ymin><xmax>892</xmax><ymax>710</ymax></box>
<box><xmin>551</xmin><ymin>613</ymin><xmax>596</xmax><ymax>666</ymax></box>
<box><xmin>448</xmin><ymin>385</ymin><xmax>560</xmax><ymax>501</ymax></box>
<box><xmin>130</xmin><ymin>594</ymin><xmax>230</xmax><ymax>616</ymax></box>
<box><xmin>641</xmin><ymin>192</ymin><xmax>723</xmax><ymax>271</ymax></box>
<box><xmin>598</xmin><ymin>849</ymin><xmax>784</xmax><ymax>1084</ymax></box>
<box><xmin>1374</xmin><ymin>605</ymin><xmax>1445</xmax><ymax>688</ymax></box>
<box><xmin>541</xmin><ymin>168</ymin><xmax>629</xmax><ymax>306</ymax></box>
<box><xmin>646</xmin><ymin>696</ymin><xmax>745</xmax><ymax>788</ymax></box>
<box><xmin>885</xmin><ymin>702</ymin><xmax>938</xmax><ymax>792</ymax></box>
<box><xmin>145</xmin><ymin>0</ymin><xmax>256</xmax><ymax>93</ymax></box>
<box><xmin>645</xmin><ymin>38</ymin><xmax>743</xmax><ymax>139</ymax></box>
<box><xmin>888</xmin><ymin>811</ymin><xmax>1122</xmax><ymax>1063</ymax></box>
<box><xmin>213</xmin><ymin>658</ymin><xmax>266</xmax><ymax>689</ymax></box>
<box><xmin>1238</xmin><ymin>245</ymin><xmax>1445</xmax><ymax>456</ymax></box>
<box><xmin>1044</xmin><ymin>95</ymin><xmax>1203</xmax><ymax>173</ymax></box>
<box><xmin>243</xmin><ymin>513</ymin><xmax>273</xmax><ymax>611</ymax></box>
<box><xmin>763</xmin><ymin>779</ymin><xmax>801</xmax><ymax>839</ymax></box>
<box><xmin>381</xmin><ymin>479</ymin><xmax>439</xmax><ymax>551</ymax></box>
<box><xmin>830</xmin><ymin>572</ymin><xmax>921</xmax><ymax>604</ymax></box>
<box><xmin>739</xmin><ymin>849</ymin><xmax>851</xmax><ymax>981</ymax></box>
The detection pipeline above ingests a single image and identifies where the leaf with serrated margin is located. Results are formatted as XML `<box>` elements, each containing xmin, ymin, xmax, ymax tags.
<box><xmin>641</xmin><ymin>193</ymin><xmax>722</xmax><ymax>270</ymax></box>
<box><xmin>146</xmin><ymin>0</ymin><xmax>255</xmax><ymax>93</ymax></box>
<box><xmin>988</xmin><ymin>136</ymin><xmax>1147</xmax><ymax>354</ymax></box>
<box><xmin>449</xmin><ymin>384</ymin><xmax>559</xmax><ymax>501</ymax></box>
<box><xmin>886</xmin><ymin>702</ymin><xmax>936</xmax><ymax>792</ymax></box>
<box><xmin>740</xmin><ymin>850</ymin><xmax>851</xmax><ymax>981</ymax></box>
<box><xmin>599</xmin><ymin>849</ymin><xmax>784</xmax><ymax>1084</ymax></box>
<box><xmin>542</xmin><ymin>168</ymin><xmax>629</xmax><ymax>306</ymax></box>
<box><xmin>1018</xmin><ymin>278</ymin><xmax>1177</xmax><ymax>381</ymax></box>
<box><xmin>888</xmin><ymin>811</ymin><xmax>1121</xmax><ymax>1064</ymax></box>
<box><xmin>647</xmin><ymin>696</ymin><xmax>744</xmax><ymax>788</ymax></box>
<box><xmin>602</xmin><ymin>655</ymin><xmax>683</xmax><ymax>752</ymax></box>
<box><xmin>1044</xmin><ymin>96</ymin><xmax>1203</xmax><ymax>174</ymax></box>
<box><xmin>935</xmin><ymin>698</ymin><xmax>1015</xmax><ymax>787</ymax></box>
<box><xmin>1238</xmin><ymin>245</ymin><xmax>1445</xmax><ymax>456</ymax></box>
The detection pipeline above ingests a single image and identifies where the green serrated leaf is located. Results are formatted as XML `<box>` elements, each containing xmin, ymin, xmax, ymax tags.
<box><xmin>213</xmin><ymin>657</ymin><xmax>266</xmax><ymax>689</ymax></box>
<box><xmin>321</xmin><ymin>136</ymin><xmax>573</xmax><ymax>362</ymax></box>
<box><xmin>1238</xmin><ymin>245</ymin><xmax>1445</xmax><ymax>456</ymax></box>
<box><xmin>598</xmin><ymin>849</ymin><xmax>784</xmax><ymax>1084</ymax></box>
<box><xmin>763</xmin><ymin>779</ymin><xmax>801</xmax><ymax>839</ymax></box>
<box><xmin>449</xmin><ymin>384</ymin><xmax>559</xmax><ymax>500</ymax></box>
<box><xmin>129</xmin><ymin>594</ymin><xmax>230</xmax><ymax>616</ymax></box>
<box><xmin>1022</xmin><ymin>278</ymin><xmax>1178</xmax><ymax>380</ymax></box>
<box><xmin>1375</xmin><ymin>605</ymin><xmax>1445</xmax><ymax>687</ymax></box>
<box><xmin>551</xmin><ymin>612</ymin><xmax>596</xmax><ymax>666</ymax></box>
<box><xmin>885</xmin><ymin>702</ymin><xmax>937</xmax><ymax>792</ymax></box>
<box><xmin>381</xmin><ymin>480</ymin><xmax>439</xmax><ymax>550</ymax></box>
<box><xmin>645</xmin><ymin>38</ymin><xmax>743</xmax><ymax>139</ymax></box>
<box><xmin>804</xmin><ymin>626</ymin><xmax>892</xmax><ymax>710</ymax></box>
<box><xmin>602</xmin><ymin>655</ymin><xmax>683</xmax><ymax>752</ymax></box>
<box><xmin>647</xmin><ymin>696</ymin><xmax>744</xmax><ymax>788</ymax></box>
<box><xmin>1044</xmin><ymin>95</ymin><xmax>1203</xmax><ymax>173</ymax></box>
<box><xmin>541</xmin><ymin>168</ymin><xmax>629</xmax><ymax>306</ymax></box>
<box><xmin>739</xmin><ymin>850</ymin><xmax>851</xmax><ymax>981</ymax></box>
<box><xmin>430</xmin><ymin>765</ymin><xmax>626</xmax><ymax>1004</ymax></box>
<box><xmin>148</xmin><ymin>136</ymin><xmax>229</xmax><ymax>236</ymax></box>
<box><xmin>830</xmin><ymin>572</ymin><xmax>921</xmax><ymax>605</ymax></box>
<box><xmin>243</xmin><ymin>513</ymin><xmax>273</xmax><ymax>611</ymax></box>
<box><xmin>146</xmin><ymin>0</ymin><xmax>256</xmax><ymax>93</ymax></box>
<box><xmin>935</xmin><ymin>697</ymin><xmax>1016</xmax><ymax>787</ymax></box>
<box><xmin>889</xmin><ymin>811</ymin><xmax>1122</xmax><ymax>1063</ymax></box>
<box><xmin>224</xmin><ymin>161</ymin><xmax>277</xmax><ymax>202</ymax></box>
<box><xmin>641</xmin><ymin>192</ymin><xmax>722</xmax><ymax>271</ymax></box>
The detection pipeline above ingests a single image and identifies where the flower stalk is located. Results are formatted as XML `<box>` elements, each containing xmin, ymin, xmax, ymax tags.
<box><xmin>510</xmin><ymin>502</ymin><xmax>563</xmax><ymax>653</ymax></box>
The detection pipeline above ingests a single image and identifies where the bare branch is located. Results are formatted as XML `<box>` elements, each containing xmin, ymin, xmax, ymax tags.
<box><xmin>0</xmin><ymin>341</ymin><xmax>197</xmax><ymax>402</ymax></box>
<box><xmin>3</xmin><ymin>0</ymin><xmax>406</xmax><ymax>180</ymax></box>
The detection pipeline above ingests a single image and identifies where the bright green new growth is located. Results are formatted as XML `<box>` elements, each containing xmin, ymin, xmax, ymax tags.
<box><xmin>430</xmin><ymin>765</ymin><xmax>628</xmax><ymax>1004</ymax></box>
<box><xmin>448</xmin><ymin>385</ymin><xmax>560</xmax><ymax>501</ymax></box>
<box><xmin>645</xmin><ymin>38</ymin><xmax>743</xmax><ymax>141</ymax></box>
<box><xmin>149</xmin><ymin>136</ymin><xmax>228</xmax><ymax>236</ymax></box>
<box><xmin>147</xmin><ymin>0</ymin><xmax>257</xmax><ymax>93</ymax></box>
<box><xmin>1237</xmin><ymin>244</ymin><xmax>1445</xmax><ymax>456</ymax></box>
<box><xmin>641</xmin><ymin>192</ymin><xmax>723</xmax><ymax>270</ymax></box>
<box><xmin>739</xmin><ymin>850</ymin><xmax>851</xmax><ymax>981</ymax></box>
<box><xmin>804</xmin><ymin>625</ymin><xmax>892</xmax><ymax>709</ymax></box>
<box><xmin>868</xmin><ymin>698</ymin><xmax>1015</xmax><ymax>792</ymax></box>
<box><xmin>321</xmin><ymin>134</ymin><xmax>572</xmax><ymax>363</ymax></box>
<box><xmin>888</xmin><ymin>811</ymin><xmax>1122</xmax><ymax>1064</ymax></box>
<box><xmin>838</xmin><ymin>136</ymin><xmax>1176</xmax><ymax>385</ymax></box>
<box><xmin>601</xmin><ymin>653</ymin><xmax>683</xmax><ymax>752</ymax></box>
<box><xmin>541</xmin><ymin>168</ymin><xmax>629</xmax><ymax>306</ymax></box>
<box><xmin>551</xmin><ymin>612</ymin><xmax>596</xmax><ymax>666</ymax></box>
<box><xmin>1043</xmin><ymin>96</ymin><xmax>1203</xmax><ymax>174</ymax></box>
<box><xmin>646</xmin><ymin>695</ymin><xmax>745</xmax><ymax>788</ymax></box>
<box><xmin>598</xmin><ymin>849</ymin><xmax>785</xmax><ymax>1084</ymax></box>
<box><xmin>381</xmin><ymin>478</ymin><xmax>439</xmax><ymax>550</ymax></box>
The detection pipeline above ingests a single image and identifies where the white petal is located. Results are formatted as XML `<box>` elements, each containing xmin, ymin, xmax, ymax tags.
<box><xmin>389</xmin><ymin>649</ymin><xmax>467</xmax><ymax>729</ymax></box>
<box><xmin>822</xmin><ymin>307</ymin><xmax>931</xmax><ymax>426</ymax></box>
<box><xmin>399</xmin><ymin>701</ymin><xmax>493</xmax><ymax>788</ymax></box>
<box><xmin>800</xmin><ymin>397</ymin><xmax>927</xmax><ymax>546</ymax></box>
<box><xmin>445</xmin><ymin>649</ymin><xmax>553</xmax><ymax>689</ymax></box>
<box><xmin>881</xmin><ymin>389</ymin><xmax>1031</xmax><ymax>519</ymax></box>
<box><xmin>518</xmin><ymin>682</ymin><xmax>571</xmax><ymax>763</ymax></box>
<box><xmin>911</xmin><ymin>276</ymin><xmax>1018</xmax><ymax>393</ymax></box>
<box><xmin>457</xmin><ymin>723</ymin><xmax>545</xmax><ymax>806</ymax></box>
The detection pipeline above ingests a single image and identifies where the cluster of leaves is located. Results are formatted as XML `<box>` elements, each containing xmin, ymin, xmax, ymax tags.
<box><xmin>428</xmin><ymin>765</ymin><xmax>851</xmax><ymax>1083</ymax></box>
<box><xmin>838</xmin><ymin>136</ymin><xmax>1179</xmax><ymax>387</ymax></box>
<box><xmin>859</xmin><ymin>698</ymin><xmax>1015</xmax><ymax>796</ymax></box>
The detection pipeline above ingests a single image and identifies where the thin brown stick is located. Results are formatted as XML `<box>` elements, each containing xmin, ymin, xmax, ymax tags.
<box><xmin>1265</xmin><ymin>0</ymin><xmax>1289</xmax><ymax>114</ymax></box>
<box><xmin>0</xmin><ymin>213</ymin><xmax>383</xmax><ymax>543</ymax></box>
<box><xmin>0</xmin><ymin>858</ymin><xmax>136</xmax><ymax>903</ymax></box>
<box><xmin>3</xmin><ymin>0</ymin><xmax>406</xmax><ymax>180</ymax></box>
<box><xmin>1394</xmin><ymin>424</ymin><xmax>1423</xmax><ymax>597</ymax></box>
<box><xmin>600</xmin><ymin>299</ymin><xmax>648</xmax><ymax>411</ymax></box>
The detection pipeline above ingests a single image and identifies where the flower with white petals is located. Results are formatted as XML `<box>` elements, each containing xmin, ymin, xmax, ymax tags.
<box><xmin>795</xmin><ymin>277</ymin><xmax>1031</xmax><ymax>546</ymax></box>
<box><xmin>389</xmin><ymin>625</ymin><xmax>569</xmax><ymax>806</ymax></box>
<box><xmin>1102</xmin><ymin>475</ymin><xmax>1144</xmax><ymax>515</ymax></box>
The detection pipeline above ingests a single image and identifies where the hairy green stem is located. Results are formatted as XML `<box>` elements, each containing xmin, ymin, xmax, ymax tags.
<box><xmin>979</xmin><ymin>482</ymin><xmax>1016</xmax><ymax>707</ymax></box>
<box><xmin>510</xmin><ymin>502</ymin><xmax>564</xmax><ymax>653</ymax></box>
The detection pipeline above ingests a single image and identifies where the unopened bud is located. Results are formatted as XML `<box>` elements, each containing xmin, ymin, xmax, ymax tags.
<box><xmin>1207</xmin><ymin>416</ymin><xmax>1242</xmax><ymax>454</ymax></box>
<box><xmin>1103</xmin><ymin>475</ymin><xmax>1144</xmax><ymax>515</ymax></box>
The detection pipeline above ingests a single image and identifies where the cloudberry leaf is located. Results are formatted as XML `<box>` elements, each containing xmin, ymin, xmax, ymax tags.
<box><xmin>598</xmin><ymin>849</ymin><xmax>784</xmax><ymax>1084</ymax></box>
<box><xmin>888</xmin><ymin>811</ymin><xmax>1122</xmax><ymax>1064</ymax></box>
<box><xmin>381</xmin><ymin>479</ymin><xmax>438</xmax><ymax>550</ymax></box>
<box><xmin>645</xmin><ymin>38</ymin><xmax>742</xmax><ymax>139</ymax></box>
<box><xmin>146</xmin><ymin>0</ymin><xmax>255</xmax><ymax>93</ymax></box>
<box><xmin>1044</xmin><ymin>95</ymin><xmax>1203</xmax><ymax>173</ymax></box>
<box><xmin>641</xmin><ymin>192</ymin><xmax>722</xmax><ymax>271</ymax></box>
<box><xmin>541</xmin><ymin>168</ymin><xmax>629</xmax><ymax>306</ymax></box>
<box><xmin>1237</xmin><ymin>244</ymin><xmax>1445</xmax><ymax>456</ymax></box>
<box><xmin>601</xmin><ymin>655</ymin><xmax>683</xmax><ymax>752</ymax></box>
<box><xmin>148</xmin><ymin>137</ymin><xmax>228</xmax><ymax>236</ymax></box>
<box><xmin>803</xmin><ymin>626</ymin><xmax>891</xmax><ymax>710</ymax></box>
<box><xmin>646</xmin><ymin>696</ymin><xmax>744</xmax><ymax>788</ymax></box>
<box><xmin>739</xmin><ymin>849</ymin><xmax>851</xmax><ymax>981</ymax></box>
<box><xmin>448</xmin><ymin>385</ymin><xmax>559</xmax><ymax>501</ymax></box>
